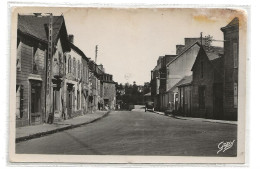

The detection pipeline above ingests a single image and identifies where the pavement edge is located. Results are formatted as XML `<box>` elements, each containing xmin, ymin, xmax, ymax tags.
<box><xmin>15</xmin><ymin>111</ymin><xmax>111</xmax><ymax>143</ymax></box>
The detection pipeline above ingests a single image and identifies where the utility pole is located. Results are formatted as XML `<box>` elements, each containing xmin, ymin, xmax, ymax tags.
<box><xmin>46</xmin><ymin>13</ymin><xmax>53</xmax><ymax>123</ymax></box>
<box><xmin>200</xmin><ymin>32</ymin><xmax>203</xmax><ymax>45</ymax></box>
<box><xmin>95</xmin><ymin>45</ymin><xmax>98</xmax><ymax>63</ymax></box>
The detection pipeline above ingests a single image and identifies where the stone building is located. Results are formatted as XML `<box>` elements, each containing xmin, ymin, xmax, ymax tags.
<box><xmin>150</xmin><ymin>56</ymin><xmax>162</xmax><ymax>110</ymax></box>
<box><xmin>99</xmin><ymin>73</ymin><xmax>116</xmax><ymax>110</ymax></box>
<box><xmin>166</xmin><ymin>40</ymin><xmax>202</xmax><ymax>113</ymax></box>
<box><xmin>221</xmin><ymin>17</ymin><xmax>239</xmax><ymax>120</ymax></box>
<box><xmin>16</xmin><ymin>15</ymin><xmax>48</xmax><ymax>127</ymax></box>
<box><xmin>191</xmin><ymin>46</ymin><xmax>224</xmax><ymax>119</ymax></box>
<box><xmin>62</xmin><ymin>39</ymin><xmax>86</xmax><ymax>119</ymax></box>
<box><xmin>176</xmin><ymin>75</ymin><xmax>193</xmax><ymax>117</ymax></box>
<box><xmin>16</xmin><ymin>14</ymin><xmax>71</xmax><ymax>127</ymax></box>
<box><xmin>81</xmin><ymin>49</ymin><xmax>90</xmax><ymax>115</ymax></box>
<box><xmin>158</xmin><ymin>55</ymin><xmax>177</xmax><ymax>111</ymax></box>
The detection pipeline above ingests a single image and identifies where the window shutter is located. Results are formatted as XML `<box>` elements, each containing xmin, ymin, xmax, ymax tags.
<box><xmin>233</xmin><ymin>43</ymin><xmax>238</xmax><ymax>68</ymax></box>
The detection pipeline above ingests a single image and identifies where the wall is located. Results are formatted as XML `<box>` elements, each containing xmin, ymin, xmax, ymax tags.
<box><xmin>222</xmin><ymin>26</ymin><xmax>239</xmax><ymax>120</ymax></box>
<box><xmin>64</xmin><ymin>45</ymin><xmax>83</xmax><ymax>118</ymax></box>
<box><xmin>81</xmin><ymin>57</ymin><xmax>89</xmax><ymax>114</ymax></box>
<box><xmin>16</xmin><ymin>34</ymin><xmax>46</xmax><ymax>127</ymax></box>
<box><xmin>166</xmin><ymin>44</ymin><xmax>200</xmax><ymax>92</ymax></box>
<box><xmin>103</xmin><ymin>82</ymin><xmax>116</xmax><ymax>110</ymax></box>
<box><xmin>192</xmin><ymin>50</ymin><xmax>215</xmax><ymax>118</ymax></box>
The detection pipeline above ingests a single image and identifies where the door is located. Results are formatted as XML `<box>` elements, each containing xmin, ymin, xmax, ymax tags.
<box><xmin>66</xmin><ymin>85</ymin><xmax>73</xmax><ymax>118</ymax></box>
<box><xmin>213</xmin><ymin>84</ymin><xmax>223</xmax><ymax>119</ymax></box>
<box><xmin>31</xmin><ymin>82</ymin><xmax>41</xmax><ymax>125</ymax></box>
<box><xmin>184</xmin><ymin>87</ymin><xmax>191</xmax><ymax>117</ymax></box>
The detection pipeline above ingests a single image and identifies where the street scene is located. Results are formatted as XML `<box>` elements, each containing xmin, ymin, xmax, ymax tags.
<box><xmin>13</xmin><ymin>7</ymin><xmax>244</xmax><ymax>158</ymax></box>
<box><xmin>16</xmin><ymin>108</ymin><xmax>237</xmax><ymax>156</ymax></box>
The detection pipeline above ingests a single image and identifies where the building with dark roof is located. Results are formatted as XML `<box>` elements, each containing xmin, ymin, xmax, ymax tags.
<box><xmin>191</xmin><ymin>46</ymin><xmax>224</xmax><ymax>119</ymax></box>
<box><xmin>16</xmin><ymin>14</ymin><xmax>71</xmax><ymax>127</ymax></box>
<box><xmin>176</xmin><ymin>75</ymin><xmax>193</xmax><ymax>116</ymax></box>
<box><xmin>165</xmin><ymin>41</ymin><xmax>202</xmax><ymax>113</ymax></box>
<box><xmin>221</xmin><ymin>17</ymin><xmax>239</xmax><ymax>120</ymax></box>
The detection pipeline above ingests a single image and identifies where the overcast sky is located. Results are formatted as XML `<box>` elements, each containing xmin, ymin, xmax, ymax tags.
<box><xmin>28</xmin><ymin>7</ymin><xmax>243</xmax><ymax>85</ymax></box>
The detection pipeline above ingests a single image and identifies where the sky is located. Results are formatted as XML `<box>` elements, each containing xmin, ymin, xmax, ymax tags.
<box><xmin>18</xmin><ymin>7</ymin><xmax>245</xmax><ymax>85</ymax></box>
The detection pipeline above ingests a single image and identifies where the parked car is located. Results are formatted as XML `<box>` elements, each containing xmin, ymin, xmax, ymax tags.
<box><xmin>145</xmin><ymin>101</ymin><xmax>154</xmax><ymax>112</ymax></box>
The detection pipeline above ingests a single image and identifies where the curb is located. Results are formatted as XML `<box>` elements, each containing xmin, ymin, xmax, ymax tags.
<box><xmin>16</xmin><ymin>111</ymin><xmax>110</xmax><ymax>143</ymax></box>
<box><xmin>153</xmin><ymin>111</ymin><xmax>237</xmax><ymax>125</ymax></box>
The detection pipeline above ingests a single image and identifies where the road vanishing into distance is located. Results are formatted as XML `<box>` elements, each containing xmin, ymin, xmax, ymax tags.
<box><xmin>16</xmin><ymin>109</ymin><xmax>237</xmax><ymax>156</ymax></box>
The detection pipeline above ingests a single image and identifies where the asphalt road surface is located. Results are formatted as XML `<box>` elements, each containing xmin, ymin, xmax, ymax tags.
<box><xmin>16</xmin><ymin>110</ymin><xmax>237</xmax><ymax>156</ymax></box>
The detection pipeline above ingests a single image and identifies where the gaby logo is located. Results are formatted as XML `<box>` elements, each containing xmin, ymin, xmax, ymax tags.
<box><xmin>217</xmin><ymin>140</ymin><xmax>236</xmax><ymax>154</ymax></box>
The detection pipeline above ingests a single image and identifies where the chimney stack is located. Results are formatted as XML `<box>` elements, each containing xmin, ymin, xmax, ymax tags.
<box><xmin>33</xmin><ymin>13</ymin><xmax>42</xmax><ymax>17</ymax></box>
<box><xmin>176</xmin><ymin>45</ymin><xmax>185</xmax><ymax>55</ymax></box>
<box><xmin>68</xmin><ymin>34</ymin><xmax>74</xmax><ymax>44</ymax></box>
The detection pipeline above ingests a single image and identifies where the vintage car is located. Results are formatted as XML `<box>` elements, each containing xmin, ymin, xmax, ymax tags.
<box><xmin>145</xmin><ymin>101</ymin><xmax>154</xmax><ymax>112</ymax></box>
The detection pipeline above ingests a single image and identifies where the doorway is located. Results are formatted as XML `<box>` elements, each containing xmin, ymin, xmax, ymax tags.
<box><xmin>30</xmin><ymin>82</ymin><xmax>42</xmax><ymax>125</ymax></box>
<box><xmin>213</xmin><ymin>83</ymin><xmax>223</xmax><ymax>119</ymax></box>
<box><xmin>66</xmin><ymin>84</ymin><xmax>73</xmax><ymax>118</ymax></box>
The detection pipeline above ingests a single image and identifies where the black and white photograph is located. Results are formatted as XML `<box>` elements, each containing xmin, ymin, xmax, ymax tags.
<box><xmin>9</xmin><ymin>6</ymin><xmax>247</xmax><ymax>163</ymax></box>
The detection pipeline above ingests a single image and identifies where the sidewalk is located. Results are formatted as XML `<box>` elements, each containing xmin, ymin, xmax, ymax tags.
<box><xmin>16</xmin><ymin>111</ymin><xmax>110</xmax><ymax>143</ymax></box>
<box><xmin>153</xmin><ymin>111</ymin><xmax>237</xmax><ymax>125</ymax></box>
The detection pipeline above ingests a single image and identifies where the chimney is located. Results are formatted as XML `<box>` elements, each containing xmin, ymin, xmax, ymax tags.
<box><xmin>185</xmin><ymin>38</ymin><xmax>206</xmax><ymax>47</ymax></box>
<box><xmin>98</xmin><ymin>64</ymin><xmax>105</xmax><ymax>73</ymax></box>
<box><xmin>33</xmin><ymin>13</ymin><xmax>42</xmax><ymax>17</ymax></box>
<box><xmin>176</xmin><ymin>45</ymin><xmax>185</xmax><ymax>55</ymax></box>
<box><xmin>68</xmin><ymin>34</ymin><xmax>74</xmax><ymax>44</ymax></box>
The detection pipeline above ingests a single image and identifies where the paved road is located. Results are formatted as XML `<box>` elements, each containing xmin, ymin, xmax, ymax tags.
<box><xmin>16</xmin><ymin>110</ymin><xmax>237</xmax><ymax>156</ymax></box>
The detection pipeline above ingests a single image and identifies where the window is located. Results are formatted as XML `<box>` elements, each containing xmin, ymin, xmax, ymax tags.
<box><xmin>32</xmin><ymin>47</ymin><xmax>38</xmax><ymax>74</ymax></box>
<box><xmin>234</xmin><ymin>82</ymin><xmax>238</xmax><ymax>108</ymax></box>
<box><xmin>233</xmin><ymin>43</ymin><xmax>238</xmax><ymax>68</ymax></box>
<box><xmin>16</xmin><ymin>85</ymin><xmax>23</xmax><ymax>118</ymax></box>
<box><xmin>53</xmin><ymin>88</ymin><xmax>60</xmax><ymax>111</ymax></box>
<box><xmin>17</xmin><ymin>41</ymin><xmax>21</xmax><ymax>71</ymax></box>
<box><xmin>78</xmin><ymin>61</ymin><xmax>80</xmax><ymax>79</ymax></box>
<box><xmin>77</xmin><ymin>90</ymin><xmax>80</xmax><ymax>109</ymax></box>
<box><xmin>68</xmin><ymin>56</ymin><xmax>71</xmax><ymax>73</ymax></box>
<box><xmin>73</xmin><ymin>58</ymin><xmax>76</xmax><ymax>76</ymax></box>
<box><xmin>200</xmin><ymin>61</ymin><xmax>204</xmax><ymax>78</ymax></box>
<box><xmin>82</xmin><ymin>64</ymin><xmax>84</xmax><ymax>81</ymax></box>
<box><xmin>58</xmin><ymin>52</ymin><xmax>63</xmax><ymax>75</ymax></box>
<box><xmin>199</xmin><ymin>86</ymin><xmax>205</xmax><ymax>109</ymax></box>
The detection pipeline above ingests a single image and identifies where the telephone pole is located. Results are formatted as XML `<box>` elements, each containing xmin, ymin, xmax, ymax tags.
<box><xmin>95</xmin><ymin>45</ymin><xmax>98</xmax><ymax>63</ymax></box>
<box><xmin>200</xmin><ymin>32</ymin><xmax>203</xmax><ymax>45</ymax></box>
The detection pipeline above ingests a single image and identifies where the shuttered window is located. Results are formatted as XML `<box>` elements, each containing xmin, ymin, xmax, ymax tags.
<box><xmin>73</xmin><ymin>58</ymin><xmax>76</xmax><ymax>76</ymax></box>
<box><xmin>68</xmin><ymin>56</ymin><xmax>71</xmax><ymax>73</ymax></box>
<box><xmin>16</xmin><ymin>85</ymin><xmax>23</xmax><ymax>118</ymax></box>
<box><xmin>78</xmin><ymin>60</ymin><xmax>80</xmax><ymax>79</ymax></box>
<box><xmin>233</xmin><ymin>43</ymin><xmax>238</xmax><ymax>68</ymax></box>
<box><xmin>17</xmin><ymin>42</ymin><xmax>22</xmax><ymax>71</ymax></box>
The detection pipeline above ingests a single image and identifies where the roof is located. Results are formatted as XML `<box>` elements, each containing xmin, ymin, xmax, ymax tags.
<box><xmin>176</xmin><ymin>75</ymin><xmax>193</xmax><ymax>87</ymax></box>
<box><xmin>191</xmin><ymin>46</ymin><xmax>224</xmax><ymax>76</ymax></box>
<box><xmin>69</xmin><ymin>42</ymin><xmax>89</xmax><ymax>62</ymax></box>
<box><xmin>167</xmin><ymin>78</ymin><xmax>182</xmax><ymax>93</ymax></box>
<box><xmin>204</xmin><ymin>46</ymin><xmax>224</xmax><ymax>61</ymax></box>
<box><xmin>18</xmin><ymin>14</ymin><xmax>65</xmax><ymax>43</ymax></box>
<box><xmin>221</xmin><ymin>17</ymin><xmax>239</xmax><ymax>31</ymax></box>
<box><xmin>166</xmin><ymin>41</ymin><xmax>201</xmax><ymax>67</ymax></box>
<box><xmin>152</xmin><ymin>64</ymin><xmax>161</xmax><ymax>71</ymax></box>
